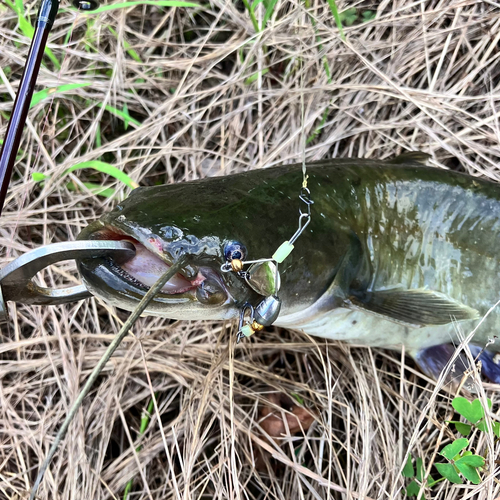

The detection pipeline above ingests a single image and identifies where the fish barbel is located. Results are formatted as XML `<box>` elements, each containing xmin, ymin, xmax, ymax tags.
<box><xmin>76</xmin><ymin>154</ymin><xmax>500</xmax><ymax>383</ymax></box>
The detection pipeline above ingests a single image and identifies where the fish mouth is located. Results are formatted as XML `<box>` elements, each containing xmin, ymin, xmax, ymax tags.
<box><xmin>86</xmin><ymin>226</ymin><xmax>223</xmax><ymax>300</ymax></box>
<box><xmin>109</xmin><ymin>240</ymin><xmax>200</xmax><ymax>294</ymax></box>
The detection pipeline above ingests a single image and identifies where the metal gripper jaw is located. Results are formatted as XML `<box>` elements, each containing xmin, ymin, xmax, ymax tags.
<box><xmin>0</xmin><ymin>240</ymin><xmax>135</xmax><ymax>322</ymax></box>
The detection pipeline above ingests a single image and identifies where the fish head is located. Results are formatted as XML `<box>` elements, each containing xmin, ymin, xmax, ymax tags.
<box><xmin>77</xmin><ymin>167</ymin><xmax>331</xmax><ymax>320</ymax></box>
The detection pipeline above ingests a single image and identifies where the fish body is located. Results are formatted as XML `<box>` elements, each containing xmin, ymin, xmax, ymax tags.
<box><xmin>77</xmin><ymin>156</ymin><xmax>500</xmax><ymax>380</ymax></box>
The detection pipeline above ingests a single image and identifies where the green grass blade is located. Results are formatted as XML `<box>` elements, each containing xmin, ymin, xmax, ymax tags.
<box><xmin>290</xmin><ymin>393</ymin><xmax>304</xmax><ymax>405</ymax></box>
<box><xmin>123</xmin><ymin>396</ymin><xmax>156</xmax><ymax>500</ymax></box>
<box><xmin>306</xmin><ymin>108</ymin><xmax>329</xmax><ymax>144</ymax></box>
<box><xmin>245</xmin><ymin>68</ymin><xmax>269</xmax><ymax>85</ymax></box>
<box><xmin>66</xmin><ymin>161</ymin><xmax>138</xmax><ymax>189</ymax></box>
<box><xmin>32</xmin><ymin>172</ymin><xmax>48</xmax><ymax>182</ymax></box>
<box><xmin>96</xmin><ymin>103</ymin><xmax>142</xmax><ymax>128</ymax></box>
<box><xmin>30</xmin><ymin>83</ymin><xmax>91</xmax><ymax>108</ymax></box>
<box><xmin>95</xmin><ymin>123</ymin><xmax>102</xmax><ymax>148</ymax></box>
<box><xmin>122</xmin><ymin>103</ymin><xmax>130</xmax><ymax>130</ymax></box>
<box><xmin>326</xmin><ymin>0</ymin><xmax>346</xmax><ymax>41</ymax></box>
<box><xmin>90</xmin><ymin>0</ymin><xmax>198</xmax><ymax>14</ymax></box>
<box><xmin>242</xmin><ymin>0</ymin><xmax>260</xmax><ymax>32</ymax></box>
<box><xmin>261</xmin><ymin>0</ymin><xmax>278</xmax><ymax>28</ymax></box>
<box><xmin>66</xmin><ymin>181</ymin><xmax>116</xmax><ymax>198</ymax></box>
<box><xmin>63</xmin><ymin>21</ymin><xmax>75</xmax><ymax>46</ymax></box>
<box><xmin>108</xmin><ymin>26</ymin><xmax>143</xmax><ymax>63</ymax></box>
<box><xmin>4</xmin><ymin>0</ymin><xmax>61</xmax><ymax>68</ymax></box>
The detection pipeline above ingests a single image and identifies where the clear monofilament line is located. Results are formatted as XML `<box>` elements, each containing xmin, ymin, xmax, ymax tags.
<box><xmin>300</xmin><ymin>44</ymin><xmax>307</xmax><ymax>190</ymax></box>
<box><xmin>29</xmin><ymin>256</ymin><xmax>188</xmax><ymax>500</ymax></box>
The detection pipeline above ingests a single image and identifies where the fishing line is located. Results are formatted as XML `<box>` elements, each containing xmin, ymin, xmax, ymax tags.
<box><xmin>300</xmin><ymin>47</ymin><xmax>308</xmax><ymax>190</ymax></box>
<box><xmin>29</xmin><ymin>255</ymin><xmax>188</xmax><ymax>500</ymax></box>
<box><xmin>221</xmin><ymin>50</ymin><xmax>313</xmax><ymax>342</ymax></box>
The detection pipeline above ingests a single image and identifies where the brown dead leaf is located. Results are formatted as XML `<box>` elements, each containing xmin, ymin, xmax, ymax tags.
<box><xmin>260</xmin><ymin>392</ymin><xmax>315</xmax><ymax>438</ymax></box>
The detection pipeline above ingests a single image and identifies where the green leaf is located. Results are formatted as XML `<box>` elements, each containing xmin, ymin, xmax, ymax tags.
<box><xmin>494</xmin><ymin>421</ymin><xmax>500</xmax><ymax>438</ymax></box>
<box><xmin>30</xmin><ymin>83</ymin><xmax>91</xmax><ymax>108</ymax></box>
<box><xmin>455</xmin><ymin>462</ymin><xmax>481</xmax><ymax>484</ymax></box>
<box><xmin>439</xmin><ymin>438</ymin><xmax>468</xmax><ymax>460</ymax></box>
<box><xmin>88</xmin><ymin>0</ymin><xmax>198</xmax><ymax>14</ymax></box>
<box><xmin>415</xmin><ymin>457</ymin><xmax>423</xmax><ymax>481</ymax></box>
<box><xmin>291</xmin><ymin>393</ymin><xmax>304</xmax><ymax>405</ymax></box>
<box><xmin>448</xmin><ymin>421</ymin><xmax>471</xmax><ymax>436</ymax></box>
<box><xmin>476</xmin><ymin>420</ymin><xmax>487</xmax><ymax>432</ymax></box>
<box><xmin>475</xmin><ymin>419</ymin><xmax>500</xmax><ymax>436</ymax></box>
<box><xmin>97</xmin><ymin>103</ymin><xmax>142</xmax><ymax>128</ymax></box>
<box><xmin>435</xmin><ymin>463</ymin><xmax>463</xmax><ymax>484</ymax></box>
<box><xmin>402</xmin><ymin>454</ymin><xmax>414</xmax><ymax>478</ymax></box>
<box><xmin>452</xmin><ymin>398</ymin><xmax>490</xmax><ymax>424</ymax></box>
<box><xmin>65</xmin><ymin>161</ymin><xmax>138</xmax><ymax>189</ymax></box>
<box><xmin>339</xmin><ymin>7</ymin><xmax>357</xmax><ymax>26</ymax></box>
<box><xmin>405</xmin><ymin>480</ymin><xmax>420</xmax><ymax>496</ymax></box>
<box><xmin>361</xmin><ymin>10</ymin><xmax>376</xmax><ymax>22</ymax></box>
<box><xmin>32</xmin><ymin>172</ymin><xmax>48</xmax><ymax>182</ymax></box>
<box><xmin>456</xmin><ymin>455</ymin><xmax>485</xmax><ymax>467</ymax></box>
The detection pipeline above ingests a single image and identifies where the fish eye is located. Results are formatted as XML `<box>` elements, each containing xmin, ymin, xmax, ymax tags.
<box><xmin>224</xmin><ymin>241</ymin><xmax>247</xmax><ymax>262</ymax></box>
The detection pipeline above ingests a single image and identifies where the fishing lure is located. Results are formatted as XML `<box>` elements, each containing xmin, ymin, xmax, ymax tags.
<box><xmin>222</xmin><ymin>186</ymin><xmax>314</xmax><ymax>341</ymax></box>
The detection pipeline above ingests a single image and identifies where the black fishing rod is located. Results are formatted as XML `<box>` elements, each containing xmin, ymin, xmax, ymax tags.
<box><xmin>0</xmin><ymin>0</ymin><xmax>99</xmax><ymax>215</ymax></box>
<box><xmin>0</xmin><ymin>0</ymin><xmax>136</xmax><ymax>323</ymax></box>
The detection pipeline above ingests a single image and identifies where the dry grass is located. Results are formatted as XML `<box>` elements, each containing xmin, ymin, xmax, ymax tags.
<box><xmin>1</xmin><ymin>0</ymin><xmax>500</xmax><ymax>498</ymax></box>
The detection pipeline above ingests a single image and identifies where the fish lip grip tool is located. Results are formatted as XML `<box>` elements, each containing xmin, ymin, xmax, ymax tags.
<box><xmin>0</xmin><ymin>240</ymin><xmax>135</xmax><ymax>321</ymax></box>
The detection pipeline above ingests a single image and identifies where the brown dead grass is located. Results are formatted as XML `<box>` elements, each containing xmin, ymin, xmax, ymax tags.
<box><xmin>1</xmin><ymin>0</ymin><xmax>500</xmax><ymax>499</ymax></box>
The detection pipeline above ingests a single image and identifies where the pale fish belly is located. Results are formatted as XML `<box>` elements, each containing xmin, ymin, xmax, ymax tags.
<box><xmin>276</xmin><ymin>306</ymin><xmax>484</xmax><ymax>352</ymax></box>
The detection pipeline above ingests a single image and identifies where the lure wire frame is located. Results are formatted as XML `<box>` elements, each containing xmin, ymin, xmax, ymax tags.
<box><xmin>224</xmin><ymin>185</ymin><xmax>314</xmax><ymax>340</ymax></box>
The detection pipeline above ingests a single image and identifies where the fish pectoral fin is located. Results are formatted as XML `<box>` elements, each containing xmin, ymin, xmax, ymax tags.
<box><xmin>348</xmin><ymin>288</ymin><xmax>479</xmax><ymax>327</ymax></box>
<box><xmin>388</xmin><ymin>151</ymin><xmax>430</xmax><ymax>165</ymax></box>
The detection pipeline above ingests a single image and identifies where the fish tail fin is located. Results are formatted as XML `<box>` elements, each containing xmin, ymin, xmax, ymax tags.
<box><xmin>413</xmin><ymin>343</ymin><xmax>500</xmax><ymax>391</ymax></box>
<box><xmin>467</xmin><ymin>344</ymin><xmax>500</xmax><ymax>384</ymax></box>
